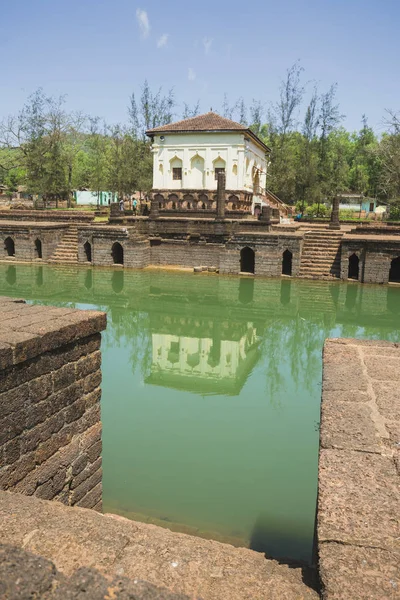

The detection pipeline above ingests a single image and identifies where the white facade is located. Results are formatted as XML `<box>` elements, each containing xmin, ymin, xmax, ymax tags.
<box><xmin>151</xmin><ymin>132</ymin><xmax>267</xmax><ymax>192</ymax></box>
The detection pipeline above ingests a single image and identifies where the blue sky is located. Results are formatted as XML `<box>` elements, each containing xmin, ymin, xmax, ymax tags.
<box><xmin>0</xmin><ymin>0</ymin><xmax>399</xmax><ymax>133</ymax></box>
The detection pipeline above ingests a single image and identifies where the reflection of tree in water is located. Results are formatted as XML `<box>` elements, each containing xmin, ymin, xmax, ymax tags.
<box><xmin>103</xmin><ymin>306</ymin><xmax>152</xmax><ymax>379</ymax></box>
<box><xmin>260</xmin><ymin>316</ymin><xmax>331</xmax><ymax>407</ymax></box>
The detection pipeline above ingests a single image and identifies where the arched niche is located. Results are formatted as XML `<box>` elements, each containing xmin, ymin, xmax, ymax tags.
<box><xmin>190</xmin><ymin>154</ymin><xmax>205</xmax><ymax>188</ymax></box>
<box><xmin>282</xmin><ymin>249</ymin><xmax>292</xmax><ymax>276</ymax></box>
<box><xmin>111</xmin><ymin>242</ymin><xmax>124</xmax><ymax>265</ymax></box>
<box><xmin>348</xmin><ymin>253</ymin><xmax>359</xmax><ymax>280</ymax></box>
<box><xmin>240</xmin><ymin>247</ymin><xmax>255</xmax><ymax>274</ymax></box>
<box><xmin>389</xmin><ymin>257</ymin><xmax>400</xmax><ymax>283</ymax></box>
<box><xmin>34</xmin><ymin>238</ymin><xmax>42</xmax><ymax>259</ymax></box>
<box><xmin>4</xmin><ymin>237</ymin><xmax>15</xmax><ymax>257</ymax></box>
<box><xmin>84</xmin><ymin>241</ymin><xmax>92</xmax><ymax>262</ymax></box>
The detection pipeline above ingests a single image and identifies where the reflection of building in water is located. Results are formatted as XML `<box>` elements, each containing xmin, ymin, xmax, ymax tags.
<box><xmin>146</xmin><ymin>316</ymin><xmax>261</xmax><ymax>395</ymax></box>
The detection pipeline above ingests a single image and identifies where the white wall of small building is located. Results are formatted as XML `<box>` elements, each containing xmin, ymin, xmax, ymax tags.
<box><xmin>150</xmin><ymin>132</ymin><xmax>267</xmax><ymax>192</ymax></box>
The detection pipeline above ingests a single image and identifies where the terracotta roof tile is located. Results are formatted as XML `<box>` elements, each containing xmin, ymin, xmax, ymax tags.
<box><xmin>146</xmin><ymin>112</ymin><xmax>271</xmax><ymax>152</ymax></box>
<box><xmin>146</xmin><ymin>112</ymin><xmax>247</xmax><ymax>134</ymax></box>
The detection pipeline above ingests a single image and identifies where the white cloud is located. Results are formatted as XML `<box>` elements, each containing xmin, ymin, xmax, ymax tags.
<box><xmin>136</xmin><ymin>8</ymin><xmax>150</xmax><ymax>38</ymax></box>
<box><xmin>188</xmin><ymin>68</ymin><xmax>196</xmax><ymax>81</ymax></box>
<box><xmin>202</xmin><ymin>37</ymin><xmax>213</xmax><ymax>55</ymax></box>
<box><xmin>157</xmin><ymin>34</ymin><xmax>169</xmax><ymax>48</ymax></box>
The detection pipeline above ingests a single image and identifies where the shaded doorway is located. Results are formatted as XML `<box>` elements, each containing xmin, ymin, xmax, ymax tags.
<box><xmin>34</xmin><ymin>239</ymin><xmax>42</xmax><ymax>259</ymax></box>
<box><xmin>240</xmin><ymin>247</ymin><xmax>255</xmax><ymax>274</ymax></box>
<box><xmin>112</xmin><ymin>242</ymin><xmax>124</xmax><ymax>265</ymax></box>
<box><xmin>348</xmin><ymin>254</ymin><xmax>359</xmax><ymax>280</ymax></box>
<box><xmin>84</xmin><ymin>241</ymin><xmax>92</xmax><ymax>262</ymax></box>
<box><xmin>4</xmin><ymin>237</ymin><xmax>15</xmax><ymax>257</ymax></box>
<box><xmin>389</xmin><ymin>257</ymin><xmax>400</xmax><ymax>283</ymax></box>
<box><xmin>282</xmin><ymin>250</ymin><xmax>292</xmax><ymax>276</ymax></box>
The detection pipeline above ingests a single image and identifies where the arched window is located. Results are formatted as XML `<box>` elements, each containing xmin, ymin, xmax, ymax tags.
<box><xmin>282</xmin><ymin>249</ymin><xmax>292</xmax><ymax>276</ymax></box>
<box><xmin>348</xmin><ymin>253</ymin><xmax>359</xmax><ymax>280</ymax></box>
<box><xmin>240</xmin><ymin>247</ymin><xmax>255</xmax><ymax>274</ymax></box>
<box><xmin>4</xmin><ymin>237</ymin><xmax>15</xmax><ymax>257</ymax></box>
<box><xmin>202</xmin><ymin>203</ymin><xmax>206</xmax><ymax>210</ymax></box>
<box><xmin>172</xmin><ymin>202</ymin><xmax>176</xmax><ymax>210</ymax></box>
<box><xmin>111</xmin><ymin>242</ymin><xmax>124</xmax><ymax>265</ymax></box>
<box><xmin>389</xmin><ymin>257</ymin><xmax>400</xmax><ymax>283</ymax></box>
<box><xmin>84</xmin><ymin>241</ymin><xmax>92</xmax><ymax>262</ymax></box>
<box><xmin>34</xmin><ymin>239</ymin><xmax>42</xmax><ymax>259</ymax></box>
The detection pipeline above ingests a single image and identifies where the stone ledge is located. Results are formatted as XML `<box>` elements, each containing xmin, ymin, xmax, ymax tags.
<box><xmin>0</xmin><ymin>297</ymin><xmax>106</xmax><ymax>366</ymax></box>
<box><xmin>318</xmin><ymin>338</ymin><xmax>400</xmax><ymax>599</ymax></box>
<box><xmin>0</xmin><ymin>544</ymin><xmax>190</xmax><ymax>599</ymax></box>
<box><xmin>0</xmin><ymin>490</ymin><xmax>319</xmax><ymax>600</ymax></box>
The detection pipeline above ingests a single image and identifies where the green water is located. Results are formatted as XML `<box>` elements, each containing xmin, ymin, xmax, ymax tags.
<box><xmin>1</xmin><ymin>263</ymin><xmax>400</xmax><ymax>563</ymax></box>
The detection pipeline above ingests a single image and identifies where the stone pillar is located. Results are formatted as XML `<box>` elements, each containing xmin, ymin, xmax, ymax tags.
<box><xmin>149</xmin><ymin>194</ymin><xmax>159</xmax><ymax>220</ymax></box>
<box><xmin>109</xmin><ymin>203</ymin><xmax>120</xmax><ymax>218</ymax></box>
<box><xmin>216</xmin><ymin>171</ymin><xmax>226</xmax><ymax>220</ymax></box>
<box><xmin>330</xmin><ymin>196</ymin><xmax>340</xmax><ymax>230</ymax></box>
<box><xmin>260</xmin><ymin>205</ymin><xmax>272</xmax><ymax>224</ymax></box>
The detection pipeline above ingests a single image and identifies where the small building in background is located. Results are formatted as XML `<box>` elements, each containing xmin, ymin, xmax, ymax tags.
<box><xmin>74</xmin><ymin>190</ymin><xmax>118</xmax><ymax>206</ymax></box>
<box><xmin>338</xmin><ymin>194</ymin><xmax>378</xmax><ymax>215</ymax></box>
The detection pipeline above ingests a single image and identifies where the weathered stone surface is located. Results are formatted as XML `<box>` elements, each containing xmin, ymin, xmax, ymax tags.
<box><xmin>320</xmin><ymin>401</ymin><xmax>382</xmax><ymax>452</ymax></box>
<box><xmin>319</xmin><ymin>338</ymin><xmax>400</xmax><ymax>599</ymax></box>
<box><xmin>0</xmin><ymin>299</ymin><xmax>106</xmax><ymax>510</ymax></box>
<box><xmin>319</xmin><ymin>543</ymin><xmax>399</xmax><ymax>600</ymax></box>
<box><xmin>372</xmin><ymin>380</ymin><xmax>400</xmax><ymax>422</ymax></box>
<box><xmin>0</xmin><ymin>544</ymin><xmax>192</xmax><ymax>599</ymax></box>
<box><xmin>0</xmin><ymin>491</ymin><xmax>319</xmax><ymax>600</ymax></box>
<box><xmin>318</xmin><ymin>449</ymin><xmax>398</xmax><ymax>549</ymax></box>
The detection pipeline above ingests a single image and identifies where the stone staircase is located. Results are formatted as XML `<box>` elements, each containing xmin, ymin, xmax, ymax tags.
<box><xmin>299</xmin><ymin>227</ymin><xmax>344</xmax><ymax>279</ymax></box>
<box><xmin>48</xmin><ymin>226</ymin><xmax>79</xmax><ymax>264</ymax></box>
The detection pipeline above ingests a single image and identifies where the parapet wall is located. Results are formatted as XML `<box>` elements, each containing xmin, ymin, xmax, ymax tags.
<box><xmin>0</xmin><ymin>210</ymin><xmax>95</xmax><ymax>223</ymax></box>
<box><xmin>0</xmin><ymin>297</ymin><xmax>106</xmax><ymax>510</ymax></box>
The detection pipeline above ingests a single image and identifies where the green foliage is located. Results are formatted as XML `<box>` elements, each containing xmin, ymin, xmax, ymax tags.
<box><xmin>305</xmin><ymin>203</ymin><xmax>328</xmax><ymax>217</ymax></box>
<box><xmin>0</xmin><ymin>73</ymin><xmax>399</xmax><ymax>209</ymax></box>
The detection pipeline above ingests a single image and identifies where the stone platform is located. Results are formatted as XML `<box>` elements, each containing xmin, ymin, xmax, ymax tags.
<box><xmin>319</xmin><ymin>339</ymin><xmax>400</xmax><ymax>599</ymax></box>
<box><xmin>0</xmin><ymin>490</ymin><xmax>318</xmax><ymax>600</ymax></box>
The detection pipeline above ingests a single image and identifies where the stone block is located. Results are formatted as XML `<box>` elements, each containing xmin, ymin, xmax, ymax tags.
<box><xmin>372</xmin><ymin>380</ymin><xmax>400</xmax><ymax>422</ymax></box>
<box><xmin>53</xmin><ymin>363</ymin><xmax>76</xmax><ymax>392</ymax></box>
<box><xmin>75</xmin><ymin>351</ymin><xmax>101</xmax><ymax>379</ymax></box>
<box><xmin>320</xmin><ymin>401</ymin><xmax>382</xmax><ymax>452</ymax></box>
<box><xmin>364</xmin><ymin>354</ymin><xmax>400</xmax><ymax>381</ymax></box>
<box><xmin>319</xmin><ymin>542</ymin><xmax>399</xmax><ymax>600</ymax></box>
<box><xmin>0</xmin><ymin>382</ymin><xmax>29</xmax><ymax>417</ymax></box>
<box><xmin>29</xmin><ymin>373</ymin><xmax>53</xmax><ymax>403</ymax></box>
<box><xmin>71</xmin><ymin>457</ymin><xmax>102</xmax><ymax>490</ymax></box>
<box><xmin>70</xmin><ymin>468</ymin><xmax>102</xmax><ymax>504</ymax></box>
<box><xmin>75</xmin><ymin>481</ymin><xmax>102</xmax><ymax>509</ymax></box>
<box><xmin>86</xmin><ymin>440</ymin><xmax>102</xmax><ymax>464</ymax></box>
<box><xmin>318</xmin><ymin>449</ymin><xmax>398</xmax><ymax>551</ymax></box>
<box><xmin>323</xmin><ymin>342</ymin><xmax>368</xmax><ymax>392</ymax></box>
<box><xmin>34</xmin><ymin>479</ymin><xmax>54</xmax><ymax>500</ymax></box>
<box><xmin>82</xmin><ymin>371</ymin><xmax>102</xmax><ymax>394</ymax></box>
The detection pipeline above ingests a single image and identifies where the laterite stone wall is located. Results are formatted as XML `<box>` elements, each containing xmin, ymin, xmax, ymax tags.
<box><xmin>0</xmin><ymin>297</ymin><xmax>106</xmax><ymax>510</ymax></box>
